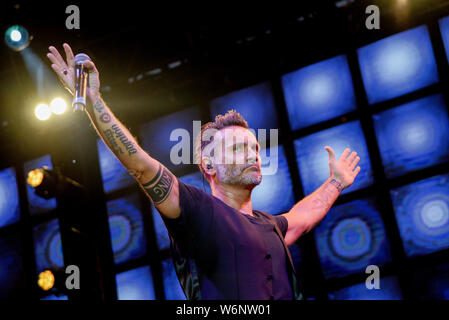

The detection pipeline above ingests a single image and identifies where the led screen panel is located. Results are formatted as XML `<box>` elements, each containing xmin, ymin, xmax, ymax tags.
<box><xmin>390</xmin><ymin>174</ymin><xmax>449</xmax><ymax>258</ymax></box>
<box><xmin>24</xmin><ymin>155</ymin><xmax>57</xmax><ymax>215</ymax></box>
<box><xmin>373</xmin><ymin>94</ymin><xmax>449</xmax><ymax>178</ymax></box>
<box><xmin>41</xmin><ymin>294</ymin><xmax>68</xmax><ymax>300</ymax></box>
<box><xmin>162</xmin><ymin>258</ymin><xmax>186</xmax><ymax>300</ymax></box>
<box><xmin>210</xmin><ymin>82</ymin><xmax>279</xmax><ymax>131</ymax></box>
<box><xmin>411</xmin><ymin>262</ymin><xmax>449</xmax><ymax>300</ymax></box>
<box><xmin>0</xmin><ymin>167</ymin><xmax>20</xmax><ymax>228</ymax></box>
<box><xmin>107</xmin><ymin>193</ymin><xmax>147</xmax><ymax>265</ymax></box>
<box><xmin>141</xmin><ymin>106</ymin><xmax>202</xmax><ymax>173</ymax></box>
<box><xmin>282</xmin><ymin>55</ymin><xmax>357</xmax><ymax>130</ymax></box>
<box><xmin>116</xmin><ymin>265</ymin><xmax>155</xmax><ymax>300</ymax></box>
<box><xmin>314</xmin><ymin>198</ymin><xmax>392</xmax><ymax>280</ymax></box>
<box><xmin>0</xmin><ymin>233</ymin><xmax>25</xmax><ymax>299</ymax></box>
<box><xmin>252</xmin><ymin>145</ymin><xmax>295</xmax><ymax>215</ymax></box>
<box><xmin>357</xmin><ymin>25</ymin><xmax>439</xmax><ymax>104</ymax></box>
<box><xmin>328</xmin><ymin>276</ymin><xmax>403</xmax><ymax>300</ymax></box>
<box><xmin>97</xmin><ymin>139</ymin><xmax>135</xmax><ymax>194</ymax></box>
<box><xmin>33</xmin><ymin>219</ymin><xmax>64</xmax><ymax>273</ymax></box>
<box><xmin>294</xmin><ymin>121</ymin><xmax>374</xmax><ymax>196</ymax></box>
<box><xmin>439</xmin><ymin>16</ymin><xmax>449</xmax><ymax>63</ymax></box>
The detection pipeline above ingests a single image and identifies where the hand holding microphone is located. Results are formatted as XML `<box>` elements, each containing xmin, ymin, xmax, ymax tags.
<box><xmin>47</xmin><ymin>43</ymin><xmax>101</xmax><ymax>111</ymax></box>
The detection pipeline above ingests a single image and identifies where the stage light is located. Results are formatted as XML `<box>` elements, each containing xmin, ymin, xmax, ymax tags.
<box><xmin>35</xmin><ymin>103</ymin><xmax>51</xmax><ymax>121</ymax></box>
<box><xmin>4</xmin><ymin>25</ymin><xmax>30</xmax><ymax>52</ymax></box>
<box><xmin>27</xmin><ymin>168</ymin><xmax>44</xmax><ymax>188</ymax></box>
<box><xmin>27</xmin><ymin>166</ymin><xmax>84</xmax><ymax>200</ymax></box>
<box><xmin>50</xmin><ymin>98</ymin><xmax>67</xmax><ymax>115</ymax></box>
<box><xmin>38</xmin><ymin>270</ymin><xmax>55</xmax><ymax>291</ymax></box>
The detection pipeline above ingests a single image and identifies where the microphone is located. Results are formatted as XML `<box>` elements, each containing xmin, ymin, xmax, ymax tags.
<box><xmin>72</xmin><ymin>53</ymin><xmax>91</xmax><ymax>112</ymax></box>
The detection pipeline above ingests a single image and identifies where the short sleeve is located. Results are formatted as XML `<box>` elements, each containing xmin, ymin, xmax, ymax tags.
<box><xmin>161</xmin><ymin>179</ymin><xmax>215</xmax><ymax>253</ymax></box>
<box><xmin>274</xmin><ymin>215</ymin><xmax>289</xmax><ymax>238</ymax></box>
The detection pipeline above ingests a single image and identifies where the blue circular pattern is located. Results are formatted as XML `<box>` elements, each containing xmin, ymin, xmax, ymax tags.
<box><xmin>109</xmin><ymin>214</ymin><xmax>133</xmax><ymax>253</ymax></box>
<box><xmin>330</xmin><ymin>217</ymin><xmax>372</xmax><ymax>260</ymax></box>
<box><xmin>412</xmin><ymin>192</ymin><xmax>449</xmax><ymax>237</ymax></box>
<box><xmin>46</xmin><ymin>231</ymin><xmax>64</xmax><ymax>268</ymax></box>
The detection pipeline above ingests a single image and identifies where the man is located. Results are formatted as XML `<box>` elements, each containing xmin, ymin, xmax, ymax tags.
<box><xmin>47</xmin><ymin>43</ymin><xmax>361</xmax><ymax>300</ymax></box>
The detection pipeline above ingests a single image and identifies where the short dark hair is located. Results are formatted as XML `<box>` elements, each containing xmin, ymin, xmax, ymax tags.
<box><xmin>195</xmin><ymin>109</ymin><xmax>248</xmax><ymax>179</ymax></box>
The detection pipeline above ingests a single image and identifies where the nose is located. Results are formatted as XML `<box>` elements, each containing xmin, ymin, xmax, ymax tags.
<box><xmin>247</xmin><ymin>147</ymin><xmax>258</xmax><ymax>164</ymax></box>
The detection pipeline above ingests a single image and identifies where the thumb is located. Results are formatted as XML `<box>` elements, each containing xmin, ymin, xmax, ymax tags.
<box><xmin>325</xmin><ymin>146</ymin><xmax>336</xmax><ymax>163</ymax></box>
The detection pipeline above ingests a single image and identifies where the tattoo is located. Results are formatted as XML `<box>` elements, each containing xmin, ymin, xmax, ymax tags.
<box><xmin>100</xmin><ymin>112</ymin><xmax>111</xmax><ymax>123</ymax></box>
<box><xmin>111</xmin><ymin>124</ymin><xmax>138</xmax><ymax>156</ymax></box>
<box><xmin>142</xmin><ymin>165</ymin><xmax>174</xmax><ymax>204</ymax></box>
<box><xmin>311</xmin><ymin>182</ymin><xmax>337</xmax><ymax>213</ymax></box>
<box><xmin>104</xmin><ymin>128</ymin><xmax>124</xmax><ymax>154</ymax></box>
<box><xmin>94</xmin><ymin>99</ymin><xmax>104</xmax><ymax>113</ymax></box>
<box><xmin>329</xmin><ymin>178</ymin><xmax>343</xmax><ymax>192</ymax></box>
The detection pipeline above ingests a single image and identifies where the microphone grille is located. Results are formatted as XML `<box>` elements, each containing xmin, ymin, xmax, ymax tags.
<box><xmin>74</xmin><ymin>53</ymin><xmax>91</xmax><ymax>64</ymax></box>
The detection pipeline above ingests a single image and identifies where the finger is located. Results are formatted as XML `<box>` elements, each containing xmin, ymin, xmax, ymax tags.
<box><xmin>63</xmin><ymin>43</ymin><xmax>75</xmax><ymax>68</ymax></box>
<box><xmin>339</xmin><ymin>148</ymin><xmax>351</xmax><ymax>162</ymax></box>
<box><xmin>353</xmin><ymin>166</ymin><xmax>361</xmax><ymax>176</ymax></box>
<box><xmin>350</xmin><ymin>156</ymin><xmax>360</xmax><ymax>170</ymax></box>
<box><xmin>324</xmin><ymin>146</ymin><xmax>336</xmax><ymax>163</ymax></box>
<box><xmin>83</xmin><ymin>60</ymin><xmax>97</xmax><ymax>72</ymax></box>
<box><xmin>46</xmin><ymin>53</ymin><xmax>61</xmax><ymax>66</ymax></box>
<box><xmin>347</xmin><ymin>151</ymin><xmax>357</xmax><ymax>164</ymax></box>
<box><xmin>48</xmin><ymin>46</ymin><xmax>67</xmax><ymax>68</ymax></box>
<box><xmin>50</xmin><ymin>63</ymin><xmax>69</xmax><ymax>80</ymax></box>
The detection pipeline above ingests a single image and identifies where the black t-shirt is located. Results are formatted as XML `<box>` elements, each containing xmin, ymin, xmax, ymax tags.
<box><xmin>161</xmin><ymin>180</ymin><xmax>294</xmax><ymax>300</ymax></box>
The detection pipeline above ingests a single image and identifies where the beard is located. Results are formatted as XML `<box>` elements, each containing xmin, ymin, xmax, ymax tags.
<box><xmin>216</xmin><ymin>164</ymin><xmax>262</xmax><ymax>186</ymax></box>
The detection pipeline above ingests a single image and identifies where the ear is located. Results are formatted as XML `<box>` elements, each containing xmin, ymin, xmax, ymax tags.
<box><xmin>201</xmin><ymin>157</ymin><xmax>216</xmax><ymax>176</ymax></box>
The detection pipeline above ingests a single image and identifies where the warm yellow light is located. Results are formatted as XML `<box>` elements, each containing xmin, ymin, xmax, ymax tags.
<box><xmin>27</xmin><ymin>169</ymin><xmax>44</xmax><ymax>188</ymax></box>
<box><xmin>50</xmin><ymin>98</ymin><xmax>67</xmax><ymax>115</ymax></box>
<box><xmin>35</xmin><ymin>103</ymin><xmax>51</xmax><ymax>120</ymax></box>
<box><xmin>38</xmin><ymin>270</ymin><xmax>55</xmax><ymax>291</ymax></box>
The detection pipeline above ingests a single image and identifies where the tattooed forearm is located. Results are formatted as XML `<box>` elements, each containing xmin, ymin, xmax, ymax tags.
<box><xmin>94</xmin><ymin>98</ymin><xmax>104</xmax><ymax>113</ymax></box>
<box><xmin>111</xmin><ymin>124</ymin><xmax>138</xmax><ymax>156</ymax></box>
<box><xmin>142</xmin><ymin>165</ymin><xmax>174</xmax><ymax>204</ymax></box>
<box><xmin>104</xmin><ymin>128</ymin><xmax>125</xmax><ymax>154</ymax></box>
<box><xmin>311</xmin><ymin>180</ymin><xmax>341</xmax><ymax>213</ymax></box>
<box><xmin>128</xmin><ymin>168</ymin><xmax>144</xmax><ymax>180</ymax></box>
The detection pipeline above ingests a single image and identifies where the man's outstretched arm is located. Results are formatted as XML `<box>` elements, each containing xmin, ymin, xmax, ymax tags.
<box><xmin>282</xmin><ymin>147</ymin><xmax>361</xmax><ymax>246</ymax></box>
<box><xmin>47</xmin><ymin>43</ymin><xmax>181</xmax><ymax>219</ymax></box>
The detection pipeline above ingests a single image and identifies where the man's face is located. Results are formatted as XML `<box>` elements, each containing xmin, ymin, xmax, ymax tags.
<box><xmin>210</xmin><ymin>126</ymin><xmax>262</xmax><ymax>186</ymax></box>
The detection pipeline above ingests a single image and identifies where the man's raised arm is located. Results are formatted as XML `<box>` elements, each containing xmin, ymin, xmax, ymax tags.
<box><xmin>282</xmin><ymin>147</ymin><xmax>361</xmax><ymax>246</ymax></box>
<box><xmin>47</xmin><ymin>43</ymin><xmax>180</xmax><ymax>219</ymax></box>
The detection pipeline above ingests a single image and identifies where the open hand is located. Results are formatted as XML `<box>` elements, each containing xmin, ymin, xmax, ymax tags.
<box><xmin>46</xmin><ymin>43</ymin><xmax>101</xmax><ymax>103</ymax></box>
<box><xmin>325</xmin><ymin>146</ymin><xmax>361</xmax><ymax>190</ymax></box>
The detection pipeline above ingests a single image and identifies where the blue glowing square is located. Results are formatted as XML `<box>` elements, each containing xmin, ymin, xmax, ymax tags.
<box><xmin>41</xmin><ymin>294</ymin><xmax>68</xmax><ymax>300</ymax></box>
<box><xmin>0</xmin><ymin>167</ymin><xmax>20</xmax><ymax>228</ymax></box>
<box><xmin>282</xmin><ymin>55</ymin><xmax>357</xmax><ymax>130</ymax></box>
<box><xmin>314</xmin><ymin>198</ymin><xmax>392</xmax><ymax>280</ymax></box>
<box><xmin>373</xmin><ymin>94</ymin><xmax>449</xmax><ymax>178</ymax></box>
<box><xmin>33</xmin><ymin>219</ymin><xmax>64</xmax><ymax>273</ymax></box>
<box><xmin>141</xmin><ymin>106</ymin><xmax>202</xmax><ymax>173</ymax></box>
<box><xmin>116</xmin><ymin>265</ymin><xmax>155</xmax><ymax>300</ymax></box>
<box><xmin>411</xmin><ymin>262</ymin><xmax>449</xmax><ymax>300</ymax></box>
<box><xmin>210</xmin><ymin>82</ymin><xmax>279</xmax><ymax>131</ymax></box>
<box><xmin>357</xmin><ymin>25</ymin><xmax>439</xmax><ymax>104</ymax></box>
<box><xmin>294</xmin><ymin>121</ymin><xmax>374</xmax><ymax>196</ymax></box>
<box><xmin>162</xmin><ymin>259</ymin><xmax>186</xmax><ymax>300</ymax></box>
<box><xmin>0</xmin><ymin>233</ymin><xmax>25</xmax><ymax>299</ymax></box>
<box><xmin>439</xmin><ymin>16</ymin><xmax>449</xmax><ymax>63</ymax></box>
<box><xmin>24</xmin><ymin>155</ymin><xmax>57</xmax><ymax>215</ymax></box>
<box><xmin>97</xmin><ymin>139</ymin><xmax>136</xmax><ymax>194</ymax></box>
<box><xmin>390</xmin><ymin>174</ymin><xmax>449</xmax><ymax>258</ymax></box>
<box><xmin>328</xmin><ymin>276</ymin><xmax>403</xmax><ymax>300</ymax></box>
<box><xmin>107</xmin><ymin>193</ymin><xmax>147</xmax><ymax>265</ymax></box>
<box><xmin>252</xmin><ymin>145</ymin><xmax>296</xmax><ymax>215</ymax></box>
